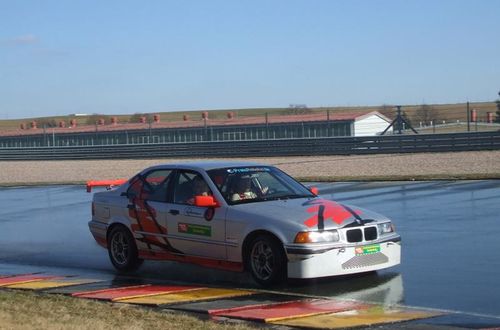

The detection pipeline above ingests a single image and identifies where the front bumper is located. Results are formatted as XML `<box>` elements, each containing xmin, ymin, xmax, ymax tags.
<box><xmin>285</xmin><ymin>236</ymin><xmax>401</xmax><ymax>279</ymax></box>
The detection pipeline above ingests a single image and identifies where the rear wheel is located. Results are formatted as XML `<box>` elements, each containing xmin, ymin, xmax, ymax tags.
<box><xmin>107</xmin><ymin>226</ymin><xmax>143</xmax><ymax>272</ymax></box>
<box><xmin>247</xmin><ymin>234</ymin><xmax>287</xmax><ymax>286</ymax></box>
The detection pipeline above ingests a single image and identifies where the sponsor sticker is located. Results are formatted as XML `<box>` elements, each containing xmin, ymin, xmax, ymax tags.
<box><xmin>226</xmin><ymin>167</ymin><xmax>270</xmax><ymax>174</ymax></box>
<box><xmin>178</xmin><ymin>223</ymin><xmax>212</xmax><ymax>237</ymax></box>
<box><xmin>355</xmin><ymin>244</ymin><xmax>380</xmax><ymax>255</ymax></box>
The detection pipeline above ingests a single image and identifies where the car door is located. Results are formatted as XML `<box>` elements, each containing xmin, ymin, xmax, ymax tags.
<box><xmin>125</xmin><ymin>168</ymin><xmax>181</xmax><ymax>255</ymax></box>
<box><xmin>163</xmin><ymin>169</ymin><xmax>227</xmax><ymax>260</ymax></box>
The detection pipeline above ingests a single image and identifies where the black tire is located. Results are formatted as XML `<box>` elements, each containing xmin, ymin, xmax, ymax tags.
<box><xmin>246</xmin><ymin>234</ymin><xmax>287</xmax><ymax>286</ymax></box>
<box><xmin>107</xmin><ymin>226</ymin><xmax>143</xmax><ymax>272</ymax></box>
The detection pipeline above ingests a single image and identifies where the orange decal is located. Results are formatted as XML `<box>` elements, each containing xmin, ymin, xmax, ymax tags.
<box><xmin>303</xmin><ymin>199</ymin><xmax>357</xmax><ymax>227</ymax></box>
<box><xmin>127</xmin><ymin>185</ymin><xmax>181</xmax><ymax>254</ymax></box>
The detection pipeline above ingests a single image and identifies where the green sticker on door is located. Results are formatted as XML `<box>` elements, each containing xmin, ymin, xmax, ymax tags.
<box><xmin>178</xmin><ymin>223</ymin><xmax>212</xmax><ymax>237</ymax></box>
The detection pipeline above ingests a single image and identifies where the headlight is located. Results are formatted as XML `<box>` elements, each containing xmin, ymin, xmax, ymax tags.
<box><xmin>378</xmin><ymin>222</ymin><xmax>395</xmax><ymax>234</ymax></box>
<box><xmin>294</xmin><ymin>230</ymin><xmax>339</xmax><ymax>243</ymax></box>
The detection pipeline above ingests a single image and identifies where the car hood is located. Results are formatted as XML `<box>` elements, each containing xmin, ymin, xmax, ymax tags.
<box><xmin>227</xmin><ymin>197</ymin><xmax>389</xmax><ymax>231</ymax></box>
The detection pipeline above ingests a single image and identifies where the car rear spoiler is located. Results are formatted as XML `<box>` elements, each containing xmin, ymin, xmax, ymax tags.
<box><xmin>86</xmin><ymin>179</ymin><xmax>127</xmax><ymax>192</ymax></box>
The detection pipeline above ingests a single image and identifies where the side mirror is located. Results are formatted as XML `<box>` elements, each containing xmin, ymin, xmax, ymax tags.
<box><xmin>310</xmin><ymin>187</ymin><xmax>319</xmax><ymax>195</ymax></box>
<box><xmin>194</xmin><ymin>195</ymin><xmax>219</xmax><ymax>207</ymax></box>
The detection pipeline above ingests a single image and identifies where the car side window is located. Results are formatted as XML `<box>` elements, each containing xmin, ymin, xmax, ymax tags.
<box><xmin>127</xmin><ymin>175</ymin><xmax>143</xmax><ymax>200</ymax></box>
<box><xmin>141</xmin><ymin>169</ymin><xmax>173</xmax><ymax>202</ymax></box>
<box><xmin>173</xmin><ymin>170</ymin><xmax>212</xmax><ymax>205</ymax></box>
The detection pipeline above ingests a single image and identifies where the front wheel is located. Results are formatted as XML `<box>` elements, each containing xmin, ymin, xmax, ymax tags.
<box><xmin>107</xmin><ymin>226</ymin><xmax>143</xmax><ymax>272</ymax></box>
<box><xmin>247</xmin><ymin>235</ymin><xmax>287</xmax><ymax>286</ymax></box>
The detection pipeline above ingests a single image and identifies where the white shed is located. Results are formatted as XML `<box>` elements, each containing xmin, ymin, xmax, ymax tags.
<box><xmin>353</xmin><ymin>111</ymin><xmax>392</xmax><ymax>136</ymax></box>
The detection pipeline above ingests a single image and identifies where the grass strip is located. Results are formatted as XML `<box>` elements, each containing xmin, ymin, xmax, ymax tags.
<box><xmin>0</xmin><ymin>290</ymin><xmax>256</xmax><ymax>330</ymax></box>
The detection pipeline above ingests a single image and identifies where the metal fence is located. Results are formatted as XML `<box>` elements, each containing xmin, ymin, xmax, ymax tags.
<box><xmin>0</xmin><ymin>131</ymin><xmax>498</xmax><ymax>161</ymax></box>
<box><xmin>0</xmin><ymin>121</ymin><xmax>352</xmax><ymax>148</ymax></box>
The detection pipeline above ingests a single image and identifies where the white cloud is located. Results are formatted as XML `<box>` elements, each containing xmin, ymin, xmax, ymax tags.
<box><xmin>5</xmin><ymin>34</ymin><xmax>39</xmax><ymax>46</ymax></box>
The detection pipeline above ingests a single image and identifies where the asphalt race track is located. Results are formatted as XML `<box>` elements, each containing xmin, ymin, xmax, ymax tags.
<box><xmin>1</xmin><ymin>181</ymin><xmax>500</xmax><ymax>329</ymax></box>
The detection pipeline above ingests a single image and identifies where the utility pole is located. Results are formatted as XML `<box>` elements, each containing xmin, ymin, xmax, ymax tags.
<box><xmin>466</xmin><ymin>101</ymin><xmax>470</xmax><ymax>132</ymax></box>
<box><xmin>148</xmin><ymin>119</ymin><xmax>152</xmax><ymax>143</ymax></box>
<box><xmin>327</xmin><ymin>109</ymin><xmax>331</xmax><ymax>137</ymax></box>
<box><xmin>381</xmin><ymin>105</ymin><xmax>418</xmax><ymax>135</ymax></box>
<box><xmin>43</xmin><ymin>124</ymin><xmax>47</xmax><ymax>146</ymax></box>
<box><xmin>265</xmin><ymin>113</ymin><xmax>269</xmax><ymax>139</ymax></box>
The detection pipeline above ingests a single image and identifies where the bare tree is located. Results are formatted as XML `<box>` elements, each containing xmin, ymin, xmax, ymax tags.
<box><xmin>401</xmin><ymin>111</ymin><xmax>413</xmax><ymax>129</ymax></box>
<box><xmin>287</xmin><ymin>104</ymin><xmax>311</xmax><ymax>115</ymax></box>
<box><xmin>378</xmin><ymin>104</ymin><xmax>395</xmax><ymax>119</ymax></box>
<box><xmin>415</xmin><ymin>104</ymin><xmax>439</xmax><ymax>126</ymax></box>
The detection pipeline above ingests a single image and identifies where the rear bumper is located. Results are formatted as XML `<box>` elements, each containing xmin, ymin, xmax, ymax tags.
<box><xmin>286</xmin><ymin>237</ymin><xmax>401</xmax><ymax>279</ymax></box>
<box><xmin>88</xmin><ymin>220</ymin><xmax>108</xmax><ymax>248</ymax></box>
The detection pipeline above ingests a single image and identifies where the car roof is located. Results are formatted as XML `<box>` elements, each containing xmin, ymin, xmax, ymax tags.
<box><xmin>145</xmin><ymin>160</ymin><xmax>269</xmax><ymax>172</ymax></box>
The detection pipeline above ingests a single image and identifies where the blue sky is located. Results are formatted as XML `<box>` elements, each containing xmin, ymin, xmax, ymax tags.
<box><xmin>1</xmin><ymin>0</ymin><xmax>499</xmax><ymax>119</ymax></box>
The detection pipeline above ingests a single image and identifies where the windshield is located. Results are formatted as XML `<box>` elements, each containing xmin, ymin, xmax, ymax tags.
<box><xmin>207</xmin><ymin>166</ymin><xmax>314</xmax><ymax>205</ymax></box>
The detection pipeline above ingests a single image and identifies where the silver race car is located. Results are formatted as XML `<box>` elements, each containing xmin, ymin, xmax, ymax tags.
<box><xmin>88</xmin><ymin>161</ymin><xmax>401</xmax><ymax>285</ymax></box>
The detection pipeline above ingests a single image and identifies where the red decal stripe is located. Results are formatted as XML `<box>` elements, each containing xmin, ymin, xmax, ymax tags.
<box><xmin>138</xmin><ymin>250</ymin><xmax>244</xmax><ymax>272</ymax></box>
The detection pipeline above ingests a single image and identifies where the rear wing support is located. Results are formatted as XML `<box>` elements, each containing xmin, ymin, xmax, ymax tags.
<box><xmin>86</xmin><ymin>179</ymin><xmax>127</xmax><ymax>192</ymax></box>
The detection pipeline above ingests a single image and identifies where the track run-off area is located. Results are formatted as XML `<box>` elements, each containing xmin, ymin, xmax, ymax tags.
<box><xmin>1</xmin><ymin>181</ymin><xmax>500</xmax><ymax>329</ymax></box>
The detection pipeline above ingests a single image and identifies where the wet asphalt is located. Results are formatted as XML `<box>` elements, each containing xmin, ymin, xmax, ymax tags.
<box><xmin>0</xmin><ymin>180</ymin><xmax>499</xmax><ymax>319</ymax></box>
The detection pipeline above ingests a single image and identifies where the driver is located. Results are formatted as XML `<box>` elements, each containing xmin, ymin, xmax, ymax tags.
<box><xmin>187</xmin><ymin>176</ymin><xmax>211</xmax><ymax>204</ymax></box>
<box><xmin>231</xmin><ymin>176</ymin><xmax>257</xmax><ymax>201</ymax></box>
